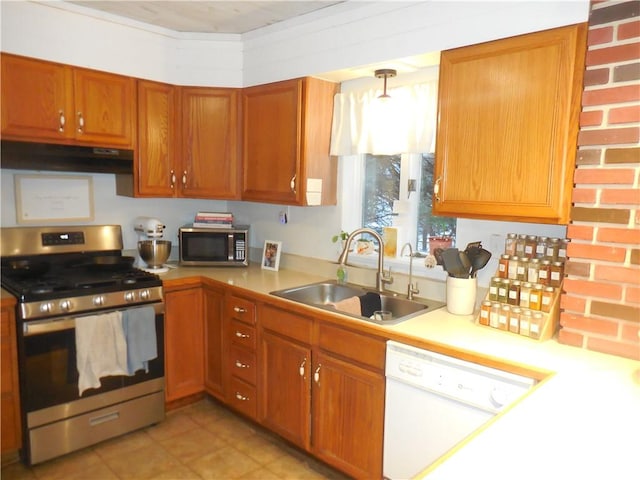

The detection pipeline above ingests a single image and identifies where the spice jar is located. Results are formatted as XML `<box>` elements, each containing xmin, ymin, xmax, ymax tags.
<box><xmin>498</xmin><ymin>254</ymin><xmax>510</xmax><ymax>279</ymax></box>
<box><xmin>519</xmin><ymin>310</ymin><xmax>532</xmax><ymax>337</ymax></box>
<box><xmin>530</xmin><ymin>312</ymin><xmax>545</xmax><ymax>339</ymax></box>
<box><xmin>545</xmin><ymin>237</ymin><xmax>560</xmax><ymax>261</ymax></box>
<box><xmin>529</xmin><ymin>284</ymin><xmax>543</xmax><ymax>310</ymax></box>
<box><xmin>536</xmin><ymin>236</ymin><xmax>547</xmax><ymax>259</ymax></box>
<box><xmin>519</xmin><ymin>282</ymin><xmax>532</xmax><ymax>309</ymax></box>
<box><xmin>498</xmin><ymin>279</ymin><xmax>509</xmax><ymax>303</ymax></box>
<box><xmin>516</xmin><ymin>257</ymin><xmax>527</xmax><ymax>282</ymax></box>
<box><xmin>508</xmin><ymin>256</ymin><xmax>519</xmax><ymax>280</ymax></box>
<box><xmin>508</xmin><ymin>280</ymin><xmax>521</xmax><ymax>306</ymax></box>
<box><xmin>509</xmin><ymin>307</ymin><xmax>521</xmax><ymax>334</ymax></box>
<box><xmin>527</xmin><ymin>258</ymin><xmax>540</xmax><ymax>284</ymax></box>
<box><xmin>498</xmin><ymin>305</ymin><xmax>510</xmax><ymax>331</ymax></box>
<box><xmin>480</xmin><ymin>301</ymin><xmax>492</xmax><ymax>326</ymax></box>
<box><xmin>550</xmin><ymin>261</ymin><xmax>565</xmax><ymax>287</ymax></box>
<box><xmin>489</xmin><ymin>303</ymin><xmax>501</xmax><ymax>328</ymax></box>
<box><xmin>515</xmin><ymin>234</ymin><xmax>527</xmax><ymax>257</ymax></box>
<box><xmin>524</xmin><ymin>235</ymin><xmax>537</xmax><ymax>259</ymax></box>
<box><xmin>505</xmin><ymin>233</ymin><xmax>517</xmax><ymax>256</ymax></box>
<box><xmin>558</xmin><ymin>238</ymin><xmax>569</xmax><ymax>261</ymax></box>
<box><xmin>541</xmin><ymin>286</ymin><xmax>555</xmax><ymax>313</ymax></box>
<box><xmin>538</xmin><ymin>260</ymin><xmax>551</xmax><ymax>286</ymax></box>
<box><xmin>489</xmin><ymin>277</ymin><xmax>500</xmax><ymax>301</ymax></box>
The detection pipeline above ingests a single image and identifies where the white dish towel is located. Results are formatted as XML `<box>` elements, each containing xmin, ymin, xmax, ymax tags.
<box><xmin>75</xmin><ymin>311</ymin><xmax>128</xmax><ymax>396</ymax></box>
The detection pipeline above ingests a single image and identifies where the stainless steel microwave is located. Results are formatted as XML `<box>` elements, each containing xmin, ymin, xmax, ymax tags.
<box><xmin>178</xmin><ymin>225</ymin><xmax>248</xmax><ymax>267</ymax></box>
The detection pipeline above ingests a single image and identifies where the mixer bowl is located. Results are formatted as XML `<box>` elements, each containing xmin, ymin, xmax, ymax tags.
<box><xmin>138</xmin><ymin>240</ymin><xmax>171</xmax><ymax>268</ymax></box>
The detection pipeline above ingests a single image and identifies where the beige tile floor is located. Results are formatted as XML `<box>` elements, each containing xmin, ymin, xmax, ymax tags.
<box><xmin>1</xmin><ymin>398</ymin><xmax>350</xmax><ymax>480</ymax></box>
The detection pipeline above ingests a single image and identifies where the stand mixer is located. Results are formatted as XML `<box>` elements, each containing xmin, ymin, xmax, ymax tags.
<box><xmin>134</xmin><ymin>217</ymin><xmax>171</xmax><ymax>273</ymax></box>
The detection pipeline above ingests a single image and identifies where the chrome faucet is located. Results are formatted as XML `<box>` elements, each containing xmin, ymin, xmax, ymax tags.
<box><xmin>338</xmin><ymin>228</ymin><xmax>393</xmax><ymax>292</ymax></box>
<box><xmin>400</xmin><ymin>242</ymin><xmax>420</xmax><ymax>300</ymax></box>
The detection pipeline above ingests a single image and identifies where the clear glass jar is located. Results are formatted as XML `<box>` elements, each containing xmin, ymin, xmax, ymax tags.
<box><xmin>541</xmin><ymin>286</ymin><xmax>555</xmax><ymax>313</ymax></box>
<box><xmin>498</xmin><ymin>279</ymin><xmax>509</xmax><ymax>303</ymax></box>
<box><xmin>535</xmin><ymin>236</ymin><xmax>547</xmax><ymax>259</ymax></box>
<box><xmin>489</xmin><ymin>277</ymin><xmax>500</xmax><ymax>301</ymax></box>
<box><xmin>538</xmin><ymin>260</ymin><xmax>551</xmax><ymax>286</ymax></box>
<box><xmin>508</xmin><ymin>256</ymin><xmax>519</xmax><ymax>280</ymax></box>
<box><xmin>505</xmin><ymin>233</ymin><xmax>517</xmax><ymax>256</ymax></box>
<box><xmin>527</xmin><ymin>258</ymin><xmax>540</xmax><ymax>284</ymax></box>
<box><xmin>480</xmin><ymin>301</ymin><xmax>492</xmax><ymax>326</ymax></box>
<box><xmin>545</xmin><ymin>237</ymin><xmax>560</xmax><ymax>261</ymax></box>
<box><xmin>498</xmin><ymin>305</ymin><xmax>510</xmax><ymax>331</ymax></box>
<box><xmin>508</xmin><ymin>280</ymin><xmax>521</xmax><ymax>306</ymax></box>
<box><xmin>524</xmin><ymin>235</ymin><xmax>537</xmax><ymax>259</ymax></box>
<box><xmin>550</xmin><ymin>261</ymin><xmax>565</xmax><ymax>287</ymax></box>
<box><xmin>520</xmin><ymin>282</ymin><xmax>532</xmax><ymax>309</ymax></box>
<box><xmin>509</xmin><ymin>307</ymin><xmax>521</xmax><ymax>334</ymax></box>
<box><xmin>498</xmin><ymin>254</ymin><xmax>510</xmax><ymax>279</ymax></box>
<box><xmin>489</xmin><ymin>303</ymin><xmax>501</xmax><ymax>328</ymax></box>
<box><xmin>515</xmin><ymin>234</ymin><xmax>527</xmax><ymax>257</ymax></box>
<box><xmin>529</xmin><ymin>284</ymin><xmax>543</xmax><ymax>310</ymax></box>
<box><xmin>530</xmin><ymin>312</ymin><xmax>545</xmax><ymax>339</ymax></box>
<box><xmin>516</xmin><ymin>257</ymin><xmax>527</xmax><ymax>281</ymax></box>
<box><xmin>520</xmin><ymin>310</ymin><xmax>532</xmax><ymax>337</ymax></box>
<box><xmin>558</xmin><ymin>238</ymin><xmax>569</xmax><ymax>261</ymax></box>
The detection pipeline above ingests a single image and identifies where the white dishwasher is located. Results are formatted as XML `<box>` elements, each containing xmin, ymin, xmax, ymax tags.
<box><xmin>383</xmin><ymin>340</ymin><xmax>535</xmax><ymax>479</ymax></box>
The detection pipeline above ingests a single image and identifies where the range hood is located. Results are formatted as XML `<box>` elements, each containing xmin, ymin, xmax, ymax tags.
<box><xmin>1</xmin><ymin>140</ymin><xmax>134</xmax><ymax>174</ymax></box>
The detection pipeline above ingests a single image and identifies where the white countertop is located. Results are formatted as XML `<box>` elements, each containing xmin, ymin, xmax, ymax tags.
<box><xmin>159</xmin><ymin>264</ymin><xmax>640</xmax><ymax>479</ymax></box>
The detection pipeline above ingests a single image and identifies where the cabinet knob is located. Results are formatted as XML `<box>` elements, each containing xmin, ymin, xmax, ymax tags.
<box><xmin>299</xmin><ymin>358</ymin><xmax>306</xmax><ymax>377</ymax></box>
<box><xmin>170</xmin><ymin>170</ymin><xmax>176</xmax><ymax>188</ymax></box>
<box><xmin>58</xmin><ymin>110</ymin><xmax>65</xmax><ymax>132</ymax></box>
<box><xmin>313</xmin><ymin>364</ymin><xmax>321</xmax><ymax>384</ymax></box>
<box><xmin>434</xmin><ymin>176</ymin><xmax>441</xmax><ymax>202</ymax></box>
<box><xmin>235</xmin><ymin>360</ymin><xmax>250</xmax><ymax>369</ymax></box>
<box><xmin>235</xmin><ymin>331</ymin><xmax>249</xmax><ymax>338</ymax></box>
<box><xmin>77</xmin><ymin>112</ymin><xmax>84</xmax><ymax>134</ymax></box>
<box><xmin>235</xmin><ymin>392</ymin><xmax>249</xmax><ymax>401</ymax></box>
<box><xmin>233</xmin><ymin>306</ymin><xmax>246</xmax><ymax>314</ymax></box>
<box><xmin>182</xmin><ymin>170</ymin><xmax>187</xmax><ymax>186</ymax></box>
<box><xmin>290</xmin><ymin>174</ymin><xmax>297</xmax><ymax>194</ymax></box>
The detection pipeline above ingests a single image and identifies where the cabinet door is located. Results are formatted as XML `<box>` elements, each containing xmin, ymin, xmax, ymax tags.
<box><xmin>164</xmin><ymin>287</ymin><xmax>204</xmax><ymax>402</ymax></box>
<box><xmin>203</xmin><ymin>285</ymin><xmax>224</xmax><ymax>399</ymax></box>
<box><xmin>259</xmin><ymin>330</ymin><xmax>311</xmax><ymax>449</ymax></box>
<box><xmin>136</xmin><ymin>80</ymin><xmax>177</xmax><ymax>196</ymax></box>
<box><xmin>242</xmin><ymin>79</ymin><xmax>301</xmax><ymax>204</ymax></box>
<box><xmin>1</xmin><ymin>54</ymin><xmax>74</xmax><ymax>142</ymax></box>
<box><xmin>434</xmin><ymin>23</ymin><xmax>587</xmax><ymax>224</ymax></box>
<box><xmin>73</xmin><ymin>67</ymin><xmax>136</xmax><ymax>148</ymax></box>
<box><xmin>180</xmin><ymin>87</ymin><xmax>240</xmax><ymax>199</ymax></box>
<box><xmin>1</xmin><ymin>305</ymin><xmax>21</xmax><ymax>455</ymax></box>
<box><xmin>312</xmin><ymin>352</ymin><xmax>384</xmax><ymax>479</ymax></box>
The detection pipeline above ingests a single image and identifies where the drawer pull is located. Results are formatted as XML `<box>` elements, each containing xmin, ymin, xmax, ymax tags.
<box><xmin>235</xmin><ymin>360</ymin><xmax>250</xmax><ymax>369</ymax></box>
<box><xmin>235</xmin><ymin>331</ymin><xmax>250</xmax><ymax>338</ymax></box>
<box><xmin>58</xmin><ymin>110</ymin><xmax>65</xmax><ymax>132</ymax></box>
<box><xmin>77</xmin><ymin>111</ymin><xmax>84</xmax><ymax>133</ymax></box>
<box><xmin>235</xmin><ymin>392</ymin><xmax>249</xmax><ymax>401</ymax></box>
<box><xmin>233</xmin><ymin>306</ymin><xmax>247</xmax><ymax>314</ymax></box>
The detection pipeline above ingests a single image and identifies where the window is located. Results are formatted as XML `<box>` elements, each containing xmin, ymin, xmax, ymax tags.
<box><xmin>356</xmin><ymin>152</ymin><xmax>456</xmax><ymax>254</ymax></box>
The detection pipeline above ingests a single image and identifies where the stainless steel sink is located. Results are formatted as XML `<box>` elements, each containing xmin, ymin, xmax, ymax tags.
<box><xmin>270</xmin><ymin>280</ymin><xmax>444</xmax><ymax>325</ymax></box>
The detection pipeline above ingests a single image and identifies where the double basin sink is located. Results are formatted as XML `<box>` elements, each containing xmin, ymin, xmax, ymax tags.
<box><xmin>270</xmin><ymin>280</ymin><xmax>444</xmax><ymax>325</ymax></box>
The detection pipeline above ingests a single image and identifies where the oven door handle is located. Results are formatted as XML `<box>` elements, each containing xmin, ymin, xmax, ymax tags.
<box><xmin>22</xmin><ymin>303</ymin><xmax>164</xmax><ymax>336</ymax></box>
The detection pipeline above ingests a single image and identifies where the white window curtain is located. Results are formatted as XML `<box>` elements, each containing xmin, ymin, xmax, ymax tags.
<box><xmin>330</xmin><ymin>81</ymin><xmax>438</xmax><ymax>156</ymax></box>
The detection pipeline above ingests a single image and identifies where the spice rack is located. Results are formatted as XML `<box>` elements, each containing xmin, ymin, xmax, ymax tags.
<box><xmin>476</xmin><ymin>233</ymin><xmax>566</xmax><ymax>341</ymax></box>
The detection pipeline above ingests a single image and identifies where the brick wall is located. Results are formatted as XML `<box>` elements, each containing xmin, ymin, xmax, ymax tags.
<box><xmin>560</xmin><ymin>0</ymin><xmax>640</xmax><ymax>360</ymax></box>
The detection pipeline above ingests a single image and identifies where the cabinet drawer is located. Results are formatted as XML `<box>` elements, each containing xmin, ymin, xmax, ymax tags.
<box><xmin>318</xmin><ymin>323</ymin><xmax>385</xmax><ymax>371</ymax></box>
<box><xmin>229</xmin><ymin>345</ymin><xmax>257</xmax><ymax>385</ymax></box>
<box><xmin>262</xmin><ymin>304</ymin><xmax>313</xmax><ymax>344</ymax></box>
<box><xmin>226</xmin><ymin>296</ymin><xmax>256</xmax><ymax>325</ymax></box>
<box><xmin>228</xmin><ymin>377</ymin><xmax>257</xmax><ymax>419</ymax></box>
<box><xmin>229</xmin><ymin>319</ymin><xmax>256</xmax><ymax>349</ymax></box>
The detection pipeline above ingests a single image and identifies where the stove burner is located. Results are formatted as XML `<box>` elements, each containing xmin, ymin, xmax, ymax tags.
<box><xmin>123</xmin><ymin>277</ymin><xmax>137</xmax><ymax>285</ymax></box>
<box><xmin>31</xmin><ymin>286</ymin><xmax>55</xmax><ymax>295</ymax></box>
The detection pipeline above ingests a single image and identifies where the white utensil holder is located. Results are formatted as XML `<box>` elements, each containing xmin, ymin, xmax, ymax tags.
<box><xmin>446</xmin><ymin>276</ymin><xmax>477</xmax><ymax>315</ymax></box>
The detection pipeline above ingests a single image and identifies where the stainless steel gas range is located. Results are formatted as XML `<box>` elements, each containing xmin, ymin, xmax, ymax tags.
<box><xmin>1</xmin><ymin>225</ymin><xmax>165</xmax><ymax>465</ymax></box>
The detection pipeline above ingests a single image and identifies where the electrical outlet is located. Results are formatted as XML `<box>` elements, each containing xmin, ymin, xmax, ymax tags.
<box><xmin>279</xmin><ymin>209</ymin><xmax>288</xmax><ymax>224</ymax></box>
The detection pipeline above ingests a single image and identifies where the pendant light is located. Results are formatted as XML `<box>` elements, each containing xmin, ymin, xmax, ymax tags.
<box><xmin>375</xmin><ymin>68</ymin><xmax>397</xmax><ymax>98</ymax></box>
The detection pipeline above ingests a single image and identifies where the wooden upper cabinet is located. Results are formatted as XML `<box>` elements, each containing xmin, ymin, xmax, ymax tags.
<box><xmin>1</xmin><ymin>53</ymin><xmax>135</xmax><ymax>148</ymax></box>
<box><xmin>180</xmin><ymin>87</ymin><xmax>241</xmax><ymax>199</ymax></box>
<box><xmin>135</xmin><ymin>80</ymin><xmax>177</xmax><ymax>196</ymax></box>
<box><xmin>433</xmin><ymin>23</ymin><xmax>588</xmax><ymax>224</ymax></box>
<box><xmin>242</xmin><ymin>77</ymin><xmax>338</xmax><ymax>206</ymax></box>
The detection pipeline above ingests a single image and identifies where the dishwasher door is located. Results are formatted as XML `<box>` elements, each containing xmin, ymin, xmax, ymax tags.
<box><xmin>383</xmin><ymin>376</ymin><xmax>494</xmax><ymax>479</ymax></box>
<box><xmin>383</xmin><ymin>341</ymin><xmax>535</xmax><ymax>480</ymax></box>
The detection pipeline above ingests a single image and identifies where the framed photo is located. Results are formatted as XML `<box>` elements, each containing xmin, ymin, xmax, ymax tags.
<box><xmin>15</xmin><ymin>174</ymin><xmax>94</xmax><ymax>224</ymax></box>
<box><xmin>261</xmin><ymin>240</ymin><xmax>282</xmax><ymax>271</ymax></box>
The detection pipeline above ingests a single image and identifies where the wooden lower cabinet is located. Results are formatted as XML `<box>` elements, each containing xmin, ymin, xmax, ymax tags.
<box><xmin>203</xmin><ymin>284</ymin><xmax>224</xmax><ymax>399</ymax></box>
<box><xmin>164</xmin><ymin>286</ymin><xmax>204</xmax><ymax>403</ymax></box>
<box><xmin>1</xmin><ymin>301</ymin><xmax>21</xmax><ymax>463</ymax></box>
<box><xmin>259</xmin><ymin>303</ymin><xmax>385</xmax><ymax>479</ymax></box>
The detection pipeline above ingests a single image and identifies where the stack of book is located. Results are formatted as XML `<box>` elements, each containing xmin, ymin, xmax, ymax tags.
<box><xmin>193</xmin><ymin>212</ymin><xmax>233</xmax><ymax>228</ymax></box>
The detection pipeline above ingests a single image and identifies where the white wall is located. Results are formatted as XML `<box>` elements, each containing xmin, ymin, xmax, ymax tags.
<box><xmin>0</xmin><ymin>0</ymin><xmax>586</xmax><ymax>285</ymax></box>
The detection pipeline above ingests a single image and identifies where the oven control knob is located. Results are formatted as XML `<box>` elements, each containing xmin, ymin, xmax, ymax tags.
<box><xmin>40</xmin><ymin>302</ymin><xmax>53</xmax><ymax>314</ymax></box>
<box><xmin>93</xmin><ymin>295</ymin><xmax>105</xmax><ymax>306</ymax></box>
<box><xmin>60</xmin><ymin>300</ymin><xmax>72</xmax><ymax>312</ymax></box>
<box><xmin>124</xmin><ymin>291</ymin><xmax>136</xmax><ymax>302</ymax></box>
<box><xmin>140</xmin><ymin>289</ymin><xmax>150</xmax><ymax>301</ymax></box>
